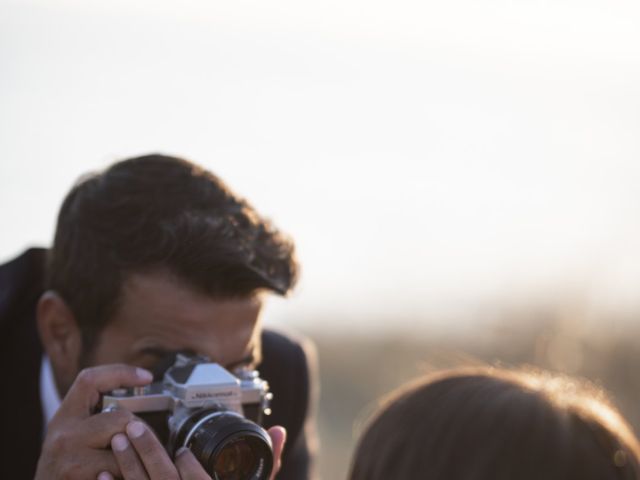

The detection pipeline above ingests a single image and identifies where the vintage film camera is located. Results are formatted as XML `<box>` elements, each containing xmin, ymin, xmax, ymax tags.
<box><xmin>101</xmin><ymin>353</ymin><xmax>274</xmax><ymax>480</ymax></box>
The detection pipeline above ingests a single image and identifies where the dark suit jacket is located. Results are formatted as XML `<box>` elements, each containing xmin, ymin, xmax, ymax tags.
<box><xmin>0</xmin><ymin>248</ymin><xmax>317</xmax><ymax>480</ymax></box>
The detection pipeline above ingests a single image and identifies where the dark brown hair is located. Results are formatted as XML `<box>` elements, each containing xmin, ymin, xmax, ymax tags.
<box><xmin>47</xmin><ymin>154</ymin><xmax>298</xmax><ymax>349</ymax></box>
<box><xmin>349</xmin><ymin>367</ymin><xmax>640</xmax><ymax>480</ymax></box>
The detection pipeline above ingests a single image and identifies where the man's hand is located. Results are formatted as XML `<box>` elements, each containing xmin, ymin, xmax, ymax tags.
<box><xmin>266</xmin><ymin>426</ymin><xmax>287</xmax><ymax>480</ymax></box>
<box><xmin>99</xmin><ymin>422</ymin><xmax>287</xmax><ymax>480</ymax></box>
<box><xmin>34</xmin><ymin>364</ymin><xmax>154</xmax><ymax>480</ymax></box>
<box><xmin>33</xmin><ymin>362</ymin><xmax>286</xmax><ymax>480</ymax></box>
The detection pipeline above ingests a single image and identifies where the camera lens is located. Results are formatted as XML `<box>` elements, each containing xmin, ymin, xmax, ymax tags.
<box><xmin>214</xmin><ymin>436</ymin><xmax>265</xmax><ymax>479</ymax></box>
<box><xmin>174</xmin><ymin>410</ymin><xmax>273</xmax><ymax>480</ymax></box>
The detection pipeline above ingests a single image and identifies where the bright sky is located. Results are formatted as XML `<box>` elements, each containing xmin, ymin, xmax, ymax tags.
<box><xmin>2</xmin><ymin>0</ymin><xmax>640</xmax><ymax>332</ymax></box>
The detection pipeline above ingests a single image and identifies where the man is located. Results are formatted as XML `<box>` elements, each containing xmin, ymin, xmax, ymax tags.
<box><xmin>0</xmin><ymin>154</ymin><xmax>318</xmax><ymax>479</ymax></box>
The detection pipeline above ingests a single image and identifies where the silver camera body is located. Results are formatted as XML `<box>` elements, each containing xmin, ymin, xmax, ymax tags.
<box><xmin>102</xmin><ymin>353</ymin><xmax>274</xmax><ymax>478</ymax></box>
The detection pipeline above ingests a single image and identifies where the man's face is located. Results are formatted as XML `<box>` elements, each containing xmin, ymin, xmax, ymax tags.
<box><xmin>81</xmin><ymin>271</ymin><xmax>263</xmax><ymax>387</ymax></box>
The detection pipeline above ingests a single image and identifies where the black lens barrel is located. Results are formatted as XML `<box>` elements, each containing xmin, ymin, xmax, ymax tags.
<box><xmin>174</xmin><ymin>410</ymin><xmax>273</xmax><ymax>480</ymax></box>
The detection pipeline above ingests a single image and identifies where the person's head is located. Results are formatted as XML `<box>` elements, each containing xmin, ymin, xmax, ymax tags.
<box><xmin>349</xmin><ymin>367</ymin><xmax>640</xmax><ymax>480</ymax></box>
<box><xmin>37</xmin><ymin>154</ymin><xmax>298</xmax><ymax>395</ymax></box>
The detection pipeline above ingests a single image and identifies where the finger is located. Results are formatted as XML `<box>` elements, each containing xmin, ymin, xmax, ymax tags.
<box><xmin>60</xmin><ymin>364</ymin><xmax>153</xmax><ymax>418</ymax></box>
<box><xmin>111</xmin><ymin>433</ymin><xmax>149</xmax><ymax>480</ymax></box>
<box><xmin>76</xmin><ymin>409</ymin><xmax>136</xmax><ymax>448</ymax></box>
<box><xmin>53</xmin><ymin>449</ymin><xmax>120</xmax><ymax>480</ymax></box>
<box><xmin>175</xmin><ymin>448</ymin><xmax>211</xmax><ymax>480</ymax></box>
<box><xmin>126</xmin><ymin>420</ymin><xmax>179</xmax><ymax>479</ymax></box>
<box><xmin>268</xmin><ymin>426</ymin><xmax>287</xmax><ymax>480</ymax></box>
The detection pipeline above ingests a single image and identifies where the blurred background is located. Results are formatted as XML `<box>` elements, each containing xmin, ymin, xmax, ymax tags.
<box><xmin>2</xmin><ymin>0</ymin><xmax>640</xmax><ymax>478</ymax></box>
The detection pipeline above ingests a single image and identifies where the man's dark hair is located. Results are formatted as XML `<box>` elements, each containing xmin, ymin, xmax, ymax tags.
<box><xmin>47</xmin><ymin>154</ymin><xmax>298</xmax><ymax>349</ymax></box>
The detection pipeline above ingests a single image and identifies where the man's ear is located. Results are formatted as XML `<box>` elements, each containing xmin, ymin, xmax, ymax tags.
<box><xmin>37</xmin><ymin>291</ymin><xmax>83</xmax><ymax>391</ymax></box>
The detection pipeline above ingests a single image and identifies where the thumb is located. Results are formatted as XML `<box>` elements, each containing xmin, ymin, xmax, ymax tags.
<box><xmin>267</xmin><ymin>426</ymin><xmax>287</xmax><ymax>480</ymax></box>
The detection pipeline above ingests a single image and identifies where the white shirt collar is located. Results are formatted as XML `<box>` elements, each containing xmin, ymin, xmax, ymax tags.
<box><xmin>40</xmin><ymin>355</ymin><xmax>62</xmax><ymax>432</ymax></box>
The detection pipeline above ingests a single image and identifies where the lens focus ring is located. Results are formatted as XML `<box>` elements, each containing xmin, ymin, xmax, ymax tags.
<box><xmin>174</xmin><ymin>410</ymin><xmax>273</xmax><ymax>480</ymax></box>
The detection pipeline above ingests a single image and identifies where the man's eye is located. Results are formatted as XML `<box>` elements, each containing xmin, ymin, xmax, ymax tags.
<box><xmin>227</xmin><ymin>354</ymin><xmax>257</xmax><ymax>371</ymax></box>
<box><xmin>134</xmin><ymin>348</ymin><xmax>172</xmax><ymax>368</ymax></box>
<box><xmin>139</xmin><ymin>347</ymin><xmax>172</xmax><ymax>358</ymax></box>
